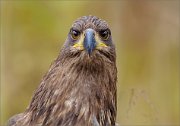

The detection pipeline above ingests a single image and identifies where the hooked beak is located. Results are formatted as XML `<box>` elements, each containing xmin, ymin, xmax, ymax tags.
<box><xmin>84</xmin><ymin>29</ymin><xmax>96</xmax><ymax>55</ymax></box>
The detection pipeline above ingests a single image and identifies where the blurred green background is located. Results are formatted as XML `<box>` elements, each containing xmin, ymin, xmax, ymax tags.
<box><xmin>1</xmin><ymin>1</ymin><xmax>179</xmax><ymax>125</ymax></box>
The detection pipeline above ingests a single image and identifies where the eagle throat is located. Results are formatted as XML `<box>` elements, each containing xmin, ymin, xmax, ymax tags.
<box><xmin>25</xmin><ymin>51</ymin><xmax>117</xmax><ymax>126</ymax></box>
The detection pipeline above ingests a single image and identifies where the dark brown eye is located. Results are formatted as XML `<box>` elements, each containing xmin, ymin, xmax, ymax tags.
<box><xmin>99</xmin><ymin>30</ymin><xmax>109</xmax><ymax>40</ymax></box>
<box><xmin>71</xmin><ymin>29</ymin><xmax>80</xmax><ymax>40</ymax></box>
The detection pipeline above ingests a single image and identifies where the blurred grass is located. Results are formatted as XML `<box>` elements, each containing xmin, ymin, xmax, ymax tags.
<box><xmin>1</xmin><ymin>0</ymin><xmax>180</xmax><ymax>125</ymax></box>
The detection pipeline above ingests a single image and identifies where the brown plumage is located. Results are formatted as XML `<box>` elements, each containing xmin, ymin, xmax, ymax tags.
<box><xmin>7</xmin><ymin>15</ymin><xmax>117</xmax><ymax>126</ymax></box>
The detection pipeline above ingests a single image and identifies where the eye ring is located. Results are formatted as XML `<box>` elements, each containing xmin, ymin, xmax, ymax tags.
<box><xmin>99</xmin><ymin>30</ymin><xmax>110</xmax><ymax>40</ymax></box>
<box><xmin>71</xmin><ymin>29</ymin><xmax>81</xmax><ymax>40</ymax></box>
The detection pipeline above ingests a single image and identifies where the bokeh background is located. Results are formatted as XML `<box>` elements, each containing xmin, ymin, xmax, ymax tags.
<box><xmin>1</xmin><ymin>0</ymin><xmax>180</xmax><ymax>125</ymax></box>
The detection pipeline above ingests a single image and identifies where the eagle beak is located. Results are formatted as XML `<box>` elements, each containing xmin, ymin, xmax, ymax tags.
<box><xmin>84</xmin><ymin>29</ymin><xmax>96</xmax><ymax>55</ymax></box>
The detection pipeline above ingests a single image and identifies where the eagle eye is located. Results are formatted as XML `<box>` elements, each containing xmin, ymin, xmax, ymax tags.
<box><xmin>99</xmin><ymin>30</ymin><xmax>110</xmax><ymax>40</ymax></box>
<box><xmin>71</xmin><ymin>29</ymin><xmax>81</xmax><ymax>40</ymax></box>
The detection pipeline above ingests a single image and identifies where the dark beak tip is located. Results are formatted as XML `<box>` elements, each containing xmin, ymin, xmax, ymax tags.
<box><xmin>87</xmin><ymin>48</ymin><xmax>93</xmax><ymax>55</ymax></box>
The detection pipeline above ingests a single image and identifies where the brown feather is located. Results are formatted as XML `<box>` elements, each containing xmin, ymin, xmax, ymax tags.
<box><xmin>7</xmin><ymin>15</ymin><xmax>117</xmax><ymax>126</ymax></box>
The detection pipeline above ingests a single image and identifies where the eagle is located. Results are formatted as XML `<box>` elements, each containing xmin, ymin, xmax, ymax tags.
<box><xmin>7</xmin><ymin>15</ymin><xmax>117</xmax><ymax>126</ymax></box>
